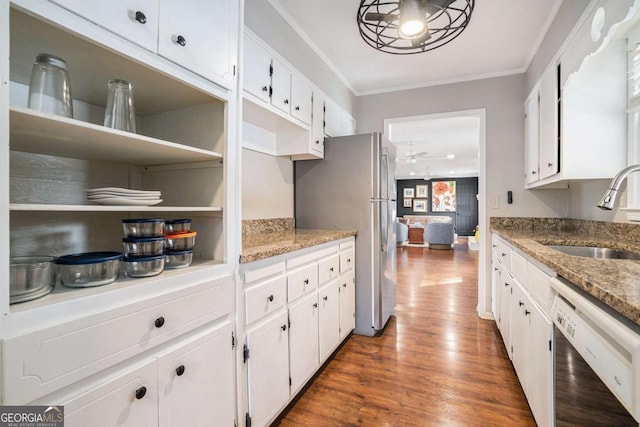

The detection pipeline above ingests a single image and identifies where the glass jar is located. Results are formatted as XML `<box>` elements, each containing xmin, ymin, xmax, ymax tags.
<box><xmin>27</xmin><ymin>53</ymin><xmax>73</xmax><ymax>118</ymax></box>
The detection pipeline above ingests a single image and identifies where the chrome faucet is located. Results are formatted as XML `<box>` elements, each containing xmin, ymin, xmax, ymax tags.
<box><xmin>597</xmin><ymin>164</ymin><xmax>640</xmax><ymax>210</ymax></box>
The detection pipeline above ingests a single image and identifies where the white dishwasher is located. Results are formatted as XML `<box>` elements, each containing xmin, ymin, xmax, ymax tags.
<box><xmin>550</xmin><ymin>277</ymin><xmax>640</xmax><ymax>426</ymax></box>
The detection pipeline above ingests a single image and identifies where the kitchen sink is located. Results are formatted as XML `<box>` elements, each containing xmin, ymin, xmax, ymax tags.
<box><xmin>546</xmin><ymin>245</ymin><xmax>640</xmax><ymax>260</ymax></box>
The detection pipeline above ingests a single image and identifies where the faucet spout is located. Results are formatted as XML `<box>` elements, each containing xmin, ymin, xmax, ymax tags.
<box><xmin>597</xmin><ymin>164</ymin><xmax>640</xmax><ymax>210</ymax></box>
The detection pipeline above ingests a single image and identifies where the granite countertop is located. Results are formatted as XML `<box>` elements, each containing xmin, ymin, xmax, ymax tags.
<box><xmin>241</xmin><ymin>229</ymin><xmax>357</xmax><ymax>263</ymax></box>
<box><xmin>491</xmin><ymin>218</ymin><xmax>640</xmax><ymax>326</ymax></box>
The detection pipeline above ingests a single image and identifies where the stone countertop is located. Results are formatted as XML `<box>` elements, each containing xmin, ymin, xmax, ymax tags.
<box><xmin>241</xmin><ymin>229</ymin><xmax>357</xmax><ymax>263</ymax></box>
<box><xmin>491</xmin><ymin>227</ymin><xmax>640</xmax><ymax>326</ymax></box>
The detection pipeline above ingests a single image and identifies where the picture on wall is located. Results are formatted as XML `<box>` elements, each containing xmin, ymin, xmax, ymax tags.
<box><xmin>415</xmin><ymin>185</ymin><xmax>428</xmax><ymax>198</ymax></box>
<box><xmin>413</xmin><ymin>199</ymin><xmax>427</xmax><ymax>212</ymax></box>
<box><xmin>403</xmin><ymin>188</ymin><xmax>415</xmax><ymax>198</ymax></box>
<box><xmin>403</xmin><ymin>198</ymin><xmax>412</xmax><ymax>208</ymax></box>
<box><xmin>431</xmin><ymin>181</ymin><xmax>456</xmax><ymax>212</ymax></box>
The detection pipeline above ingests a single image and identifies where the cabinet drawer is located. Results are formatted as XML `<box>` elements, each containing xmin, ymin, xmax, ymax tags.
<box><xmin>288</xmin><ymin>263</ymin><xmax>318</xmax><ymax>303</ymax></box>
<box><xmin>3</xmin><ymin>276</ymin><xmax>232</xmax><ymax>404</ymax></box>
<box><xmin>511</xmin><ymin>250</ymin><xmax>527</xmax><ymax>285</ymax></box>
<box><xmin>245</xmin><ymin>276</ymin><xmax>287</xmax><ymax>325</ymax></box>
<box><xmin>340</xmin><ymin>246</ymin><xmax>354</xmax><ymax>273</ymax></box>
<box><xmin>497</xmin><ymin>242</ymin><xmax>512</xmax><ymax>271</ymax></box>
<box><xmin>318</xmin><ymin>255</ymin><xmax>340</xmax><ymax>285</ymax></box>
<box><xmin>527</xmin><ymin>263</ymin><xmax>554</xmax><ymax>315</ymax></box>
<box><xmin>244</xmin><ymin>261</ymin><xmax>285</xmax><ymax>285</ymax></box>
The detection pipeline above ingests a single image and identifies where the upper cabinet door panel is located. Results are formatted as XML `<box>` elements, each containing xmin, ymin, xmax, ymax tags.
<box><xmin>270</xmin><ymin>58</ymin><xmax>292</xmax><ymax>114</ymax></box>
<box><xmin>244</xmin><ymin>36</ymin><xmax>272</xmax><ymax>103</ymax></box>
<box><xmin>525</xmin><ymin>92</ymin><xmax>540</xmax><ymax>185</ymax></box>
<box><xmin>290</xmin><ymin>74</ymin><xmax>312</xmax><ymax>125</ymax></box>
<box><xmin>538</xmin><ymin>66</ymin><xmax>559</xmax><ymax>180</ymax></box>
<box><xmin>158</xmin><ymin>0</ymin><xmax>238</xmax><ymax>90</ymax></box>
<box><xmin>50</xmin><ymin>0</ymin><xmax>159</xmax><ymax>52</ymax></box>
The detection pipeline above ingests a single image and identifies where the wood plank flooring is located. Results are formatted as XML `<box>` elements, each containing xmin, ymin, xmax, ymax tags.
<box><xmin>273</xmin><ymin>238</ymin><xmax>536</xmax><ymax>426</ymax></box>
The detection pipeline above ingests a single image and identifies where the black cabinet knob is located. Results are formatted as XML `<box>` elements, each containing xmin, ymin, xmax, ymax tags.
<box><xmin>315</xmin><ymin>140</ymin><xmax>320</xmax><ymax>144</ymax></box>
<box><xmin>154</xmin><ymin>317</ymin><xmax>165</xmax><ymax>328</ymax></box>
<box><xmin>295</xmin><ymin>106</ymin><xmax>300</xmax><ymax>111</ymax></box>
<box><xmin>347</xmin><ymin>258</ymin><xmax>351</xmax><ymax>262</ymax></box>
<box><xmin>135</xmin><ymin>11</ymin><xmax>147</xmax><ymax>24</ymax></box>
<box><xmin>304</xmin><ymin>279</ymin><xmax>309</xmax><ymax>285</ymax></box>
<box><xmin>494</xmin><ymin>267</ymin><xmax>498</xmax><ymax>271</ymax></box>
<box><xmin>313</xmin><ymin>303</ymin><xmax>318</xmax><ymax>308</ymax></box>
<box><xmin>135</xmin><ymin>386</ymin><xmax>147</xmax><ymax>400</ymax></box>
<box><xmin>323</xmin><ymin>296</ymin><xmax>328</xmax><ymax>301</ymax></box>
<box><xmin>342</xmin><ymin>283</ymin><xmax>347</xmax><ymax>288</ymax></box>
<box><xmin>532</xmin><ymin>170</ymin><xmax>537</xmax><ymax>175</ymax></box>
<box><xmin>504</xmin><ymin>282</ymin><xmax>509</xmax><ymax>287</ymax></box>
<box><xmin>525</xmin><ymin>310</ymin><xmax>531</xmax><ymax>316</ymax></box>
<box><xmin>284</xmin><ymin>99</ymin><xmax>289</xmax><ymax>104</ymax></box>
<box><xmin>281</xmin><ymin>324</ymin><xmax>287</xmax><ymax>331</ymax></box>
<box><xmin>262</xmin><ymin>86</ymin><xmax>268</xmax><ymax>92</ymax></box>
<box><xmin>548</xmin><ymin>162</ymin><xmax>553</xmax><ymax>167</ymax></box>
<box><xmin>519</xmin><ymin>301</ymin><xmax>524</xmax><ymax>307</ymax></box>
<box><xmin>501</xmin><ymin>253</ymin><xmax>506</xmax><ymax>257</ymax></box>
<box><xmin>329</xmin><ymin>267</ymin><xmax>334</xmax><ymax>272</ymax></box>
<box><xmin>176</xmin><ymin>35</ymin><xmax>186</xmax><ymax>46</ymax></box>
<box><xmin>176</xmin><ymin>365</ymin><xmax>185</xmax><ymax>376</ymax></box>
<box><xmin>267</xmin><ymin>294</ymin><xmax>274</xmax><ymax>302</ymax></box>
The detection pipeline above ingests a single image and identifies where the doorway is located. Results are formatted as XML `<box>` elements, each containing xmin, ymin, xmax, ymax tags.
<box><xmin>384</xmin><ymin>109</ymin><xmax>489</xmax><ymax>318</ymax></box>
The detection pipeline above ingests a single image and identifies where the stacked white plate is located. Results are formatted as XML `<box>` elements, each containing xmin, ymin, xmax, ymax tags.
<box><xmin>86</xmin><ymin>187</ymin><xmax>162</xmax><ymax>206</ymax></box>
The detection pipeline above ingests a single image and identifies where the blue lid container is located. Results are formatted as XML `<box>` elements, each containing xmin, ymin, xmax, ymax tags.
<box><xmin>56</xmin><ymin>252</ymin><xmax>123</xmax><ymax>265</ymax></box>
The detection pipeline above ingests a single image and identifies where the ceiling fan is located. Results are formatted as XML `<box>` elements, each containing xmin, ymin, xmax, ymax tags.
<box><xmin>396</xmin><ymin>151</ymin><xmax>453</xmax><ymax>162</ymax></box>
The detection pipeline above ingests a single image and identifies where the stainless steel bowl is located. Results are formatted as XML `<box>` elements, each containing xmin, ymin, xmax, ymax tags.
<box><xmin>56</xmin><ymin>252</ymin><xmax>122</xmax><ymax>288</ymax></box>
<box><xmin>123</xmin><ymin>255</ymin><xmax>165</xmax><ymax>278</ymax></box>
<box><xmin>10</xmin><ymin>256</ymin><xmax>55</xmax><ymax>304</ymax></box>
<box><xmin>122</xmin><ymin>218</ymin><xmax>165</xmax><ymax>237</ymax></box>
<box><xmin>165</xmin><ymin>250</ymin><xmax>193</xmax><ymax>269</ymax></box>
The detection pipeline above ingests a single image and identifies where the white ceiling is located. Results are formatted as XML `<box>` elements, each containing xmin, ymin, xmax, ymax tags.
<box><xmin>388</xmin><ymin>115</ymin><xmax>480</xmax><ymax>180</ymax></box>
<box><xmin>267</xmin><ymin>0</ymin><xmax>561</xmax><ymax>178</ymax></box>
<box><xmin>268</xmin><ymin>0</ymin><xmax>562</xmax><ymax>95</ymax></box>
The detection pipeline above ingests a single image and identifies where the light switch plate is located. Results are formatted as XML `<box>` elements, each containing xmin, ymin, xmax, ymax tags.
<box><xmin>490</xmin><ymin>196</ymin><xmax>500</xmax><ymax>209</ymax></box>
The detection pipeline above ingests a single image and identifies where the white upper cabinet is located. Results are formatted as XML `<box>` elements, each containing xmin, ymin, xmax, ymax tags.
<box><xmin>158</xmin><ymin>0</ymin><xmax>238</xmax><ymax>90</ymax></box>
<box><xmin>537</xmin><ymin>66</ymin><xmax>559</xmax><ymax>181</ymax></box>
<box><xmin>311</xmin><ymin>91</ymin><xmax>325</xmax><ymax>156</ymax></box>
<box><xmin>291</xmin><ymin>74</ymin><xmax>312</xmax><ymax>126</ymax></box>
<box><xmin>524</xmin><ymin>93</ymin><xmax>540</xmax><ymax>185</ymax></box>
<box><xmin>324</xmin><ymin>98</ymin><xmax>342</xmax><ymax>138</ymax></box>
<box><xmin>50</xmin><ymin>0</ymin><xmax>159</xmax><ymax>52</ymax></box>
<box><xmin>244</xmin><ymin>36</ymin><xmax>272</xmax><ymax>103</ymax></box>
<box><xmin>270</xmin><ymin>58</ymin><xmax>292</xmax><ymax>115</ymax></box>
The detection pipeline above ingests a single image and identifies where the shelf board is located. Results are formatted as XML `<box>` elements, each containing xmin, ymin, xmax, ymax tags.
<box><xmin>10</xmin><ymin>204</ymin><xmax>223</xmax><ymax>214</ymax></box>
<box><xmin>10</xmin><ymin>107</ymin><xmax>224</xmax><ymax>166</ymax></box>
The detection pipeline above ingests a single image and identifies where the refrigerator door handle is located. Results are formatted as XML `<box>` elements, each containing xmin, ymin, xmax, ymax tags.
<box><xmin>380</xmin><ymin>201</ymin><xmax>388</xmax><ymax>253</ymax></box>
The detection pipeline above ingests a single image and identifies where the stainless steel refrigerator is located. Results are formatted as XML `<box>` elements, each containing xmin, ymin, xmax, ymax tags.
<box><xmin>295</xmin><ymin>133</ymin><xmax>397</xmax><ymax>336</ymax></box>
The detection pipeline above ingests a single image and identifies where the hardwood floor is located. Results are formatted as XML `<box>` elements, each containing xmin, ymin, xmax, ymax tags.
<box><xmin>273</xmin><ymin>238</ymin><xmax>536</xmax><ymax>426</ymax></box>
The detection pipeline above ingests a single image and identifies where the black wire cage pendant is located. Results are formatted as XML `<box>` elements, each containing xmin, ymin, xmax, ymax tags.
<box><xmin>357</xmin><ymin>0</ymin><xmax>475</xmax><ymax>55</ymax></box>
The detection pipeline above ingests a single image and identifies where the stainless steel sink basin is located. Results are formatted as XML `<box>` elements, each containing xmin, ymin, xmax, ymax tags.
<box><xmin>547</xmin><ymin>245</ymin><xmax>640</xmax><ymax>260</ymax></box>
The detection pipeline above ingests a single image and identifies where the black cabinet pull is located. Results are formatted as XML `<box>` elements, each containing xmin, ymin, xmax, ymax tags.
<box><xmin>501</xmin><ymin>253</ymin><xmax>506</xmax><ymax>257</ymax></box>
<box><xmin>347</xmin><ymin>258</ymin><xmax>351</xmax><ymax>262</ymax></box>
<box><xmin>262</xmin><ymin>86</ymin><xmax>268</xmax><ymax>92</ymax></box>
<box><xmin>342</xmin><ymin>283</ymin><xmax>347</xmax><ymax>288</ymax></box>
<box><xmin>548</xmin><ymin>162</ymin><xmax>553</xmax><ymax>168</ymax></box>
<box><xmin>494</xmin><ymin>267</ymin><xmax>498</xmax><ymax>271</ymax></box>
<box><xmin>532</xmin><ymin>170</ymin><xmax>537</xmax><ymax>175</ymax></box>
<box><xmin>176</xmin><ymin>365</ymin><xmax>185</xmax><ymax>376</ymax></box>
<box><xmin>295</xmin><ymin>106</ymin><xmax>300</xmax><ymax>111</ymax></box>
<box><xmin>323</xmin><ymin>296</ymin><xmax>328</xmax><ymax>301</ymax></box>
<box><xmin>525</xmin><ymin>310</ymin><xmax>531</xmax><ymax>316</ymax></box>
<box><xmin>315</xmin><ymin>140</ymin><xmax>320</xmax><ymax>144</ymax></box>
<box><xmin>135</xmin><ymin>386</ymin><xmax>147</xmax><ymax>400</ymax></box>
<box><xmin>176</xmin><ymin>35</ymin><xmax>186</xmax><ymax>46</ymax></box>
<box><xmin>284</xmin><ymin>99</ymin><xmax>289</xmax><ymax>104</ymax></box>
<box><xmin>135</xmin><ymin>11</ymin><xmax>147</xmax><ymax>24</ymax></box>
<box><xmin>267</xmin><ymin>294</ymin><xmax>274</xmax><ymax>302</ymax></box>
<box><xmin>154</xmin><ymin>317</ymin><xmax>165</xmax><ymax>328</ymax></box>
<box><xmin>281</xmin><ymin>324</ymin><xmax>287</xmax><ymax>331</ymax></box>
<box><xmin>304</xmin><ymin>279</ymin><xmax>309</xmax><ymax>285</ymax></box>
<box><xmin>329</xmin><ymin>267</ymin><xmax>334</xmax><ymax>272</ymax></box>
<box><xmin>519</xmin><ymin>301</ymin><xmax>524</xmax><ymax>307</ymax></box>
<box><xmin>504</xmin><ymin>282</ymin><xmax>509</xmax><ymax>287</ymax></box>
<box><xmin>313</xmin><ymin>303</ymin><xmax>318</xmax><ymax>308</ymax></box>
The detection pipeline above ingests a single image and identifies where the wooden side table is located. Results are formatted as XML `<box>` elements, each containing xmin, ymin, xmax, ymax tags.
<box><xmin>408</xmin><ymin>227</ymin><xmax>424</xmax><ymax>244</ymax></box>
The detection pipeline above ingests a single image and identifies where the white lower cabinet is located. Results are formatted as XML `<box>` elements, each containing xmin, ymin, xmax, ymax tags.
<box><xmin>246</xmin><ymin>311</ymin><xmax>290</xmax><ymax>427</ymax></box>
<box><xmin>492</xmin><ymin>235</ymin><xmax>554</xmax><ymax>427</ymax></box>
<box><xmin>288</xmin><ymin>292</ymin><xmax>320</xmax><ymax>394</ymax></box>
<box><xmin>318</xmin><ymin>281</ymin><xmax>340</xmax><ymax>363</ymax></box>
<box><xmin>241</xmin><ymin>237</ymin><xmax>355</xmax><ymax>427</ymax></box>
<box><xmin>49</xmin><ymin>321</ymin><xmax>234</xmax><ymax>427</ymax></box>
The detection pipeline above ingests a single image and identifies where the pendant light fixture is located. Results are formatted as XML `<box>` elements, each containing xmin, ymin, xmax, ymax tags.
<box><xmin>357</xmin><ymin>0</ymin><xmax>474</xmax><ymax>55</ymax></box>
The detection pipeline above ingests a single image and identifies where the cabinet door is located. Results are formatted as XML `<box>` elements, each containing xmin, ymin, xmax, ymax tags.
<box><xmin>527</xmin><ymin>301</ymin><xmax>553</xmax><ymax>427</ymax></box>
<box><xmin>525</xmin><ymin>92</ymin><xmax>540</xmax><ymax>184</ymax></box>
<box><xmin>491</xmin><ymin>258</ymin><xmax>501</xmax><ymax>321</ymax></box>
<box><xmin>538</xmin><ymin>66</ymin><xmax>559</xmax><ymax>179</ymax></box>
<box><xmin>62</xmin><ymin>361</ymin><xmax>158</xmax><ymax>427</ymax></box>
<box><xmin>498</xmin><ymin>267</ymin><xmax>512</xmax><ymax>358</ymax></box>
<box><xmin>510</xmin><ymin>280</ymin><xmax>528</xmax><ymax>390</ymax></box>
<box><xmin>244</xmin><ymin>36</ymin><xmax>272</xmax><ymax>103</ymax></box>
<box><xmin>288</xmin><ymin>293</ymin><xmax>319</xmax><ymax>394</ymax></box>
<box><xmin>246</xmin><ymin>312</ymin><xmax>290</xmax><ymax>427</ymax></box>
<box><xmin>158</xmin><ymin>0</ymin><xmax>238</xmax><ymax>89</ymax></box>
<box><xmin>339</xmin><ymin>270</ymin><xmax>355</xmax><ymax>340</ymax></box>
<box><xmin>290</xmin><ymin>74</ymin><xmax>312</xmax><ymax>125</ymax></box>
<box><xmin>311</xmin><ymin>91</ymin><xmax>325</xmax><ymax>155</ymax></box>
<box><xmin>324</xmin><ymin>98</ymin><xmax>342</xmax><ymax>137</ymax></box>
<box><xmin>158</xmin><ymin>322</ymin><xmax>234</xmax><ymax>427</ymax></box>
<box><xmin>318</xmin><ymin>281</ymin><xmax>340</xmax><ymax>363</ymax></box>
<box><xmin>271</xmin><ymin>58</ymin><xmax>292</xmax><ymax>114</ymax></box>
<box><xmin>51</xmin><ymin>0</ymin><xmax>158</xmax><ymax>52</ymax></box>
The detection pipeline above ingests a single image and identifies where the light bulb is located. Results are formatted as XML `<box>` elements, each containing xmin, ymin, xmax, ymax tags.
<box><xmin>398</xmin><ymin>0</ymin><xmax>428</xmax><ymax>39</ymax></box>
<box><xmin>399</xmin><ymin>20</ymin><xmax>426</xmax><ymax>38</ymax></box>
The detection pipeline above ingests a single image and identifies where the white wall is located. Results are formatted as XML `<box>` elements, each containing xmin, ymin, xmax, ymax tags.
<box><xmin>241</xmin><ymin>148</ymin><xmax>294</xmax><ymax>220</ymax></box>
<box><xmin>244</xmin><ymin>0</ymin><xmax>356</xmax><ymax>114</ymax></box>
